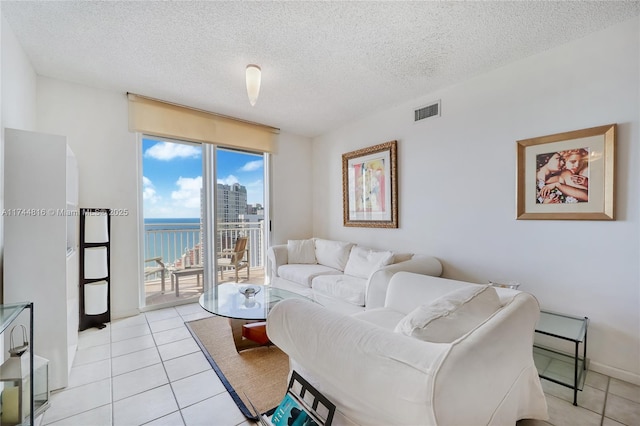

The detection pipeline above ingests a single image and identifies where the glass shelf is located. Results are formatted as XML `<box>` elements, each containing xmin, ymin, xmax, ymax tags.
<box><xmin>537</xmin><ymin>311</ymin><xmax>587</xmax><ymax>342</ymax></box>
<box><xmin>0</xmin><ymin>303</ymin><xmax>31</xmax><ymax>334</ymax></box>
<box><xmin>533</xmin><ymin>345</ymin><xmax>588</xmax><ymax>390</ymax></box>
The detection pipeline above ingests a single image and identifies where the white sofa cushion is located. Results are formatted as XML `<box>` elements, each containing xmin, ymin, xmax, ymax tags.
<box><xmin>311</xmin><ymin>274</ymin><xmax>367</xmax><ymax>306</ymax></box>
<box><xmin>270</xmin><ymin>277</ymin><xmax>314</xmax><ymax>298</ymax></box>
<box><xmin>314</xmin><ymin>239</ymin><xmax>354</xmax><ymax>271</ymax></box>
<box><xmin>385</xmin><ymin>274</ymin><xmax>472</xmax><ymax>314</ymax></box>
<box><xmin>391</xmin><ymin>252</ymin><xmax>413</xmax><ymax>264</ymax></box>
<box><xmin>343</xmin><ymin>246</ymin><xmax>394</xmax><ymax>279</ymax></box>
<box><xmin>277</xmin><ymin>264</ymin><xmax>342</xmax><ymax>287</ymax></box>
<box><xmin>394</xmin><ymin>284</ymin><xmax>501</xmax><ymax>343</ymax></box>
<box><xmin>287</xmin><ymin>239</ymin><xmax>317</xmax><ymax>264</ymax></box>
<box><xmin>352</xmin><ymin>307</ymin><xmax>405</xmax><ymax>330</ymax></box>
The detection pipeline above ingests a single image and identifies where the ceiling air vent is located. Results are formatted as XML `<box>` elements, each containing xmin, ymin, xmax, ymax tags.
<box><xmin>414</xmin><ymin>100</ymin><xmax>441</xmax><ymax>122</ymax></box>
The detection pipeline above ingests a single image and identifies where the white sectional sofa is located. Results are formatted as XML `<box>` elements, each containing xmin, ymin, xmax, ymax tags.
<box><xmin>267</xmin><ymin>272</ymin><xmax>548</xmax><ymax>426</ymax></box>
<box><xmin>267</xmin><ymin>238</ymin><xmax>443</xmax><ymax>314</ymax></box>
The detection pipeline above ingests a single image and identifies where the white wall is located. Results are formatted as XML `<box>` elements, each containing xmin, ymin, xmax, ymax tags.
<box><xmin>270</xmin><ymin>131</ymin><xmax>314</xmax><ymax>244</ymax></box>
<box><xmin>312</xmin><ymin>17</ymin><xmax>640</xmax><ymax>382</ymax></box>
<box><xmin>36</xmin><ymin>78</ymin><xmax>141</xmax><ymax>319</ymax></box>
<box><xmin>1</xmin><ymin>14</ymin><xmax>37</xmax><ymax>131</ymax></box>
<box><xmin>1</xmin><ymin>12</ymin><xmax>38</xmax><ymax>296</ymax></box>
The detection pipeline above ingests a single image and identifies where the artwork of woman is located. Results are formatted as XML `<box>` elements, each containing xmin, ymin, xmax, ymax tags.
<box><xmin>558</xmin><ymin>148</ymin><xmax>590</xmax><ymax>190</ymax></box>
<box><xmin>536</xmin><ymin>148</ymin><xmax>589</xmax><ymax>204</ymax></box>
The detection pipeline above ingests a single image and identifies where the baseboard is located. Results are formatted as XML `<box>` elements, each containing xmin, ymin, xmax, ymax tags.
<box><xmin>589</xmin><ymin>361</ymin><xmax>640</xmax><ymax>386</ymax></box>
<box><xmin>111</xmin><ymin>307</ymin><xmax>142</xmax><ymax>319</ymax></box>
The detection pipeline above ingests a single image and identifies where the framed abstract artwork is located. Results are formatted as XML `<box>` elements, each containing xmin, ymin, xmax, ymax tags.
<box><xmin>342</xmin><ymin>140</ymin><xmax>398</xmax><ymax>228</ymax></box>
<box><xmin>516</xmin><ymin>124</ymin><xmax>616</xmax><ymax>220</ymax></box>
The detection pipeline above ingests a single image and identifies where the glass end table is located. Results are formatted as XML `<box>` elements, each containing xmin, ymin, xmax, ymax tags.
<box><xmin>534</xmin><ymin>310</ymin><xmax>589</xmax><ymax>406</ymax></box>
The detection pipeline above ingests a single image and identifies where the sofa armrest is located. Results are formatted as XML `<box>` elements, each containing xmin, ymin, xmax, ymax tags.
<box><xmin>267</xmin><ymin>244</ymin><xmax>288</xmax><ymax>278</ymax></box>
<box><xmin>366</xmin><ymin>255</ymin><xmax>443</xmax><ymax>309</ymax></box>
<box><xmin>267</xmin><ymin>299</ymin><xmax>448</xmax><ymax>425</ymax></box>
<box><xmin>435</xmin><ymin>292</ymin><xmax>547</xmax><ymax>424</ymax></box>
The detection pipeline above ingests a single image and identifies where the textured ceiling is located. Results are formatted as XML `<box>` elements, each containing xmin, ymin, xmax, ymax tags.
<box><xmin>2</xmin><ymin>1</ymin><xmax>639</xmax><ymax>137</ymax></box>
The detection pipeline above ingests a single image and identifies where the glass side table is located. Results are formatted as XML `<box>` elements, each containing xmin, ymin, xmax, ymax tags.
<box><xmin>533</xmin><ymin>310</ymin><xmax>589</xmax><ymax>406</ymax></box>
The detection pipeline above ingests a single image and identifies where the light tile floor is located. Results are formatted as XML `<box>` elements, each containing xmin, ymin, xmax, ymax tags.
<box><xmin>39</xmin><ymin>303</ymin><xmax>640</xmax><ymax>426</ymax></box>
<box><xmin>39</xmin><ymin>303</ymin><xmax>253</xmax><ymax>426</ymax></box>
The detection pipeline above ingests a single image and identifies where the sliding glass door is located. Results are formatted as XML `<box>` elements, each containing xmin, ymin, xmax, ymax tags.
<box><xmin>141</xmin><ymin>137</ymin><xmax>205</xmax><ymax>307</ymax></box>
<box><xmin>141</xmin><ymin>137</ymin><xmax>268</xmax><ymax>309</ymax></box>
<box><xmin>214</xmin><ymin>148</ymin><xmax>267</xmax><ymax>286</ymax></box>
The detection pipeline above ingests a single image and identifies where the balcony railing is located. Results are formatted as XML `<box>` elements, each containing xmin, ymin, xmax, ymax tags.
<box><xmin>144</xmin><ymin>221</ymin><xmax>264</xmax><ymax>274</ymax></box>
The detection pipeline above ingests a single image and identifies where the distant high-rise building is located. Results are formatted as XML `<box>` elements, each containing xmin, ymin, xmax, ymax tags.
<box><xmin>246</xmin><ymin>203</ymin><xmax>263</xmax><ymax>215</ymax></box>
<box><xmin>217</xmin><ymin>183</ymin><xmax>247</xmax><ymax>223</ymax></box>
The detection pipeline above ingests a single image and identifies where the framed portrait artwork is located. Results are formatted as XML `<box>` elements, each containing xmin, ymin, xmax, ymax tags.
<box><xmin>342</xmin><ymin>140</ymin><xmax>398</xmax><ymax>228</ymax></box>
<box><xmin>516</xmin><ymin>124</ymin><xmax>616</xmax><ymax>220</ymax></box>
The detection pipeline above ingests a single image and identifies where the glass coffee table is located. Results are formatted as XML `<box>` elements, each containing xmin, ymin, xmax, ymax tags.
<box><xmin>199</xmin><ymin>283</ymin><xmax>312</xmax><ymax>351</ymax></box>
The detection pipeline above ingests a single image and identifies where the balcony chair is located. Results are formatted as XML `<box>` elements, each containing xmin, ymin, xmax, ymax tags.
<box><xmin>217</xmin><ymin>237</ymin><xmax>250</xmax><ymax>282</ymax></box>
<box><xmin>144</xmin><ymin>256</ymin><xmax>167</xmax><ymax>292</ymax></box>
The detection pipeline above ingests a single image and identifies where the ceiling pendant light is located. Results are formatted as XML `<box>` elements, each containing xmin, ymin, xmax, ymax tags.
<box><xmin>245</xmin><ymin>64</ymin><xmax>261</xmax><ymax>106</ymax></box>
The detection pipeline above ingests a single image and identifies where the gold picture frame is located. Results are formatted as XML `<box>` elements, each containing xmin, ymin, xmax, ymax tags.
<box><xmin>516</xmin><ymin>124</ymin><xmax>616</xmax><ymax>220</ymax></box>
<box><xmin>342</xmin><ymin>140</ymin><xmax>398</xmax><ymax>228</ymax></box>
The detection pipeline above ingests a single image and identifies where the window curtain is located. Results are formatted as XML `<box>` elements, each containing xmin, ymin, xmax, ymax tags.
<box><xmin>127</xmin><ymin>93</ymin><xmax>279</xmax><ymax>153</ymax></box>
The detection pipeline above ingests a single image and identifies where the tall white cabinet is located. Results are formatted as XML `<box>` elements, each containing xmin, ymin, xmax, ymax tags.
<box><xmin>3</xmin><ymin>128</ymin><xmax>79</xmax><ymax>390</ymax></box>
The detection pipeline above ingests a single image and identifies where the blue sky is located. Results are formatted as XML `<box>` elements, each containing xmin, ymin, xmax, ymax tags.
<box><xmin>142</xmin><ymin>138</ymin><xmax>264</xmax><ymax>218</ymax></box>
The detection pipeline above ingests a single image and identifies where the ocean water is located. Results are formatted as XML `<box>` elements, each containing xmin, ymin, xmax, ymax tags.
<box><xmin>144</xmin><ymin>218</ymin><xmax>202</xmax><ymax>266</ymax></box>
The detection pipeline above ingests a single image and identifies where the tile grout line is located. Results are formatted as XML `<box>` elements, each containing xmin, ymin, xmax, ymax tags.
<box><xmin>109</xmin><ymin>324</ymin><xmax>115</xmax><ymax>426</ymax></box>
<box><xmin>599</xmin><ymin>376</ymin><xmax>610</xmax><ymax>426</ymax></box>
<box><xmin>174</xmin><ymin>311</ymin><xmax>190</xmax><ymax>426</ymax></box>
<box><xmin>138</xmin><ymin>309</ymin><xmax>180</xmax><ymax>426</ymax></box>
<box><xmin>149</xmin><ymin>308</ymin><xmax>188</xmax><ymax>426</ymax></box>
<box><xmin>166</xmin><ymin>309</ymin><xmax>190</xmax><ymax>426</ymax></box>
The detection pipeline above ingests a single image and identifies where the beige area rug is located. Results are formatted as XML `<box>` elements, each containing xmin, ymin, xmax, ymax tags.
<box><xmin>186</xmin><ymin>316</ymin><xmax>290</xmax><ymax>419</ymax></box>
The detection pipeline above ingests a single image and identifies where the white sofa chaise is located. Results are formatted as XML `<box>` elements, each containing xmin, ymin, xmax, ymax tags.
<box><xmin>267</xmin><ymin>272</ymin><xmax>548</xmax><ymax>426</ymax></box>
<box><xmin>267</xmin><ymin>238</ymin><xmax>443</xmax><ymax>314</ymax></box>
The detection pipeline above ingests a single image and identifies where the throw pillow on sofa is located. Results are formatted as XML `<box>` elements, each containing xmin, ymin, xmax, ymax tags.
<box><xmin>394</xmin><ymin>284</ymin><xmax>501</xmax><ymax>343</ymax></box>
<box><xmin>391</xmin><ymin>252</ymin><xmax>413</xmax><ymax>263</ymax></box>
<box><xmin>344</xmin><ymin>246</ymin><xmax>394</xmax><ymax>279</ymax></box>
<box><xmin>314</xmin><ymin>239</ymin><xmax>354</xmax><ymax>271</ymax></box>
<box><xmin>287</xmin><ymin>239</ymin><xmax>317</xmax><ymax>264</ymax></box>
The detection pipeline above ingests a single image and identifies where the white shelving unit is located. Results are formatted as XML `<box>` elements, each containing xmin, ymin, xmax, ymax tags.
<box><xmin>3</xmin><ymin>128</ymin><xmax>79</xmax><ymax>391</ymax></box>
